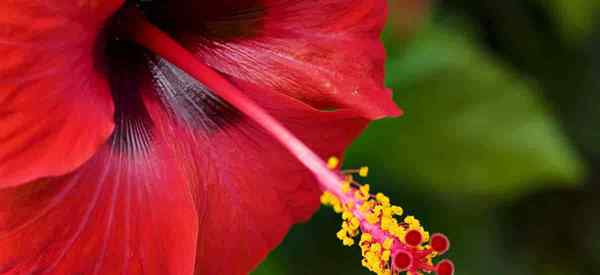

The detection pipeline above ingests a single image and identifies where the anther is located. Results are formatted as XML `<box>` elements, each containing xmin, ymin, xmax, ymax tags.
<box><xmin>359</xmin><ymin>166</ymin><xmax>369</xmax><ymax>177</ymax></box>
<box><xmin>327</xmin><ymin>157</ymin><xmax>340</xmax><ymax>169</ymax></box>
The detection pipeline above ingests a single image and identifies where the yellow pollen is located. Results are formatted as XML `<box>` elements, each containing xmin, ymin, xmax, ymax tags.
<box><xmin>359</xmin><ymin>166</ymin><xmax>369</xmax><ymax>177</ymax></box>
<box><xmin>383</xmin><ymin>238</ymin><xmax>394</xmax><ymax>250</ymax></box>
<box><xmin>361</xmin><ymin>233</ymin><xmax>373</xmax><ymax>242</ymax></box>
<box><xmin>341</xmin><ymin>181</ymin><xmax>352</xmax><ymax>193</ymax></box>
<box><xmin>327</xmin><ymin>156</ymin><xmax>340</xmax><ymax>169</ymax></box>
<box><xmin>382</xmin><ymin>250</ymin><xmax>391</xmax><ymax>261</ymax></box>
<box><xmin>320</xmin><ymin>157</ymin><xmax>446</xmax><ymax>275</ymax></box>
<box><xmin>370</xmin><ymin>243</ymin><xmax>382</xmax><ymax>253</ymax></box>
<box><xmin>360</xmin><ymin>184</ymin><xmax>370</xmax><ymax>197</ymax></box>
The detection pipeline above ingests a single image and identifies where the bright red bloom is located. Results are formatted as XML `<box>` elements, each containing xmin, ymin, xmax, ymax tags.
<box><xmin>0</xmin><ymin>1</ymin><xmax>400</xmax><ymax>274</ymax></box>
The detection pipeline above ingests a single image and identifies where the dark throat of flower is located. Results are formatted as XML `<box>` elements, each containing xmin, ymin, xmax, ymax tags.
<box><xmin>117</xmin><ymin>5</ymin><xmax>454</xmax><ymax>275</ymax></box>
<box><xmin>116</xmin><ymin>5</ymin><xmax>343</xmax><ymax>194</ymax></box>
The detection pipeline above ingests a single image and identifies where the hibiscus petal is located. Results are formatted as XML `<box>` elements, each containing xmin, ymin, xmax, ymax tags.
<box><xmin>143</xmin><ymin>58</ymin><xmax>369</xmax><ymax>274</ymax></box>
<box><xmin>144</xmin><ymin>0</ymin><xmax>400</xmax><ymax>119</ymax></box>
<box><xmin>0</xmin><ymin>138</ymin><xmax>198</xmax><ymax>275</ymax></box>
<box><xmin>0</xmin><ymin>1</ymin><xmax>123</xmax><ymax>186</ymax></box>
<box><xmin>0</xmin><ymin>45</ymin><xmax>367</xmax><ymax>275</ymax></box>
<box><xmin>195</xmin><ymin>89</ymin><xmax>368</xmax><ymax>275</ymax></box>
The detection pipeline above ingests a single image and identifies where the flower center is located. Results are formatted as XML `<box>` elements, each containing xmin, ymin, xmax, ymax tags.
<box><xmin>103</xmin><ymin>3</ymin><xmax>246</xmax><ymax>153</ymax></box>
<box><xmin>114</xmin><ymin>4</ymin><xmax>344</xmax><ymax>194</ymax></box>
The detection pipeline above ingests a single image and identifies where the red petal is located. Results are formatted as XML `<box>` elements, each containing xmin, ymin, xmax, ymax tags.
<box><xmin>0</xmin><ymin>143</ymin><xmax>197</xmax><ymax>274</ymax></box>
<box><xmin>155</xmin><ymin>0</ymin><xmax>400</xmax><ymax>119</ymax></box>
<box><xmin>202</xmin><ymin>87</ymin><xmax>367</xmax><ymax>275</ymax></box>
<box><xmin>142</xmin><ymin>72</ymin><xmax>369</xmax><ymax>274</ymax></box>
<box><xmin>0</xmin><ymin>52</ymin><xmax>367</xmax><ymax>274</ymax></box>
<box><xmin>0</xmin><ymin>1</ymin><xmax>123</xmax><ymax>186</ymax></box>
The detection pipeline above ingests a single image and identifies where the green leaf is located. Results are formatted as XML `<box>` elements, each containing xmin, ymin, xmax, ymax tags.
<box><xmin>347</xmin><ymin>22</ymin><xmax>585</xmax><ymax>199</ymax></box>
<box><xmin>540</xmin><ymin>0</ymin><xmax>600</xmax><ymax>43</ymax></box>
<box><xmin>251</xmin><ymin>254</ymin><xmax>287</xmax><ymax>275</ymax></box>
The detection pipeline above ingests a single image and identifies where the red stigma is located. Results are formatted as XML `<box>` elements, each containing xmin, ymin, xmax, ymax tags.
<box><xmin>393</xmin><ymin>251</ymin><xmax>412</xmax><ymax>271</ymax></box>
<box><xmin>435</xmin><ymin>259</ymin><xmax>455</xmax><ymax>275</ymax></box>
<box><xmin>430</xmin><ymin>233</ymin><xmax>450</xmax><ymax>254</ymax></box>
<box><xmin>404</xmin><ymin>229</ymin><xmax>423</xmax><ymax>246</ymax></box>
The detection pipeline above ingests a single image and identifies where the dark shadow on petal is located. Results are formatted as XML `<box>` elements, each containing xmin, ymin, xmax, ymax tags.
<box><xmin>138</xmin><ymin>0</ymin><xmax>266</xmax><ymax>41</ymax></box>
<box><xmin>100</xmin><ymin>29</ymin><xmax>242</xmax><ymax>156</ymax></box>
<box><xmin>104</xmin><ymin>38</ymin><xmax>155</xmax><ymax>155</ymax></box>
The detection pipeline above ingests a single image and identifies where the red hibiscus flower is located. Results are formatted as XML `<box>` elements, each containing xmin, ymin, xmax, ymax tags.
<box><xmin>0</xmin><ymin>1</ymin><xmax>452</xmax><ymax>275</ymax></box>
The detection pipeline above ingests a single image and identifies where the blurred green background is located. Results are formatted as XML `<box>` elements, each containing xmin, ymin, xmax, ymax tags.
<box><xmin>254</xmin><ymin>0</ymin><xmax>600</xmax><ymax>274</ymax></box>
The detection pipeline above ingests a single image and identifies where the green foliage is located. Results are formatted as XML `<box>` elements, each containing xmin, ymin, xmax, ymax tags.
<box><xmin>347</xmin><ymin>21</ymin><xmax>584</xmax><ymax>199</ymax></box>
<box><xmin>541</xmin><ymin>0</ymin><xmax>600</xmax><ymax>43</ymax></box>
<box><xmin>251</xmin><ymin>255</ymin><xmax>286</xmax><ymax>275</ymax></box>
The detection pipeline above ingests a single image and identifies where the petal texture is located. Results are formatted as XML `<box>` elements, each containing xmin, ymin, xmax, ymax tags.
<box><xmin>0</xmin><ymin>1</ymin><xmax>123</xmax><ymax>186</ymax></box>
<box><xmin>196</xmin><ymin>86</ymin><xmax>368</xmax><ymax>275</ymax></box>
<box><xmin>144</xmin><ymin>0</ymin><xmax>400</xmax><ymax>119</ymax></box>
<box><xmin>0</xmin><ymin>138</ymin><xmax>198</xmax><ymax>275</ymax></box>
<box><xmin>143</xmin><ymin>58</ymin><xmax>369</xmax><ymax>274</ymax></box>
<box><xmin>0</xmin><ymin>52</ymin><xmax>368</xmax><ymax>275</ymax></box>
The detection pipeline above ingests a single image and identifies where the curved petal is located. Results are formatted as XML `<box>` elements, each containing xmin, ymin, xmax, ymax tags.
<box><xmin>142</xmin><ymin>58</ymin><xmax>369</xmax><ymax>274</ymax></box>
<box><xmin>196</xmin><ymin>89</ymin><xmax>368</xmax><ymax>275</ymax></box>
<box><xmin>0</xmin><ymin>0</ymin><xmax>123</xmax><ymax>186</ymax></box>
<box><xmin>0</xmin><ymin>140</ymin><xmax>198</xmax><ymax>274</ymax></box>
<box><xmin>0</xmin><ymin>39</ymin><xmax>369</xmax><ymax>274</ymax></box>
<box><xmin>145</xmin><ymin>0</ymin><xmax>400</xmax><ymax>119</ymax></box>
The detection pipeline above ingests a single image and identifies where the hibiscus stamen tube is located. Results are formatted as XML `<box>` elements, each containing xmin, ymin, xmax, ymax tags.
<box><xmin>119</xmin><ymin>6</ymin><xmax>454</xmax><ymax>275</ymax></box>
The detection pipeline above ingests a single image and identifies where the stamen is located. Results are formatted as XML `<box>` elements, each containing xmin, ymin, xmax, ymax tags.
<box><xmin>321</xmin><ymin>157</ymin><xmax>454</xmax><ymax>275</ymax></box>
<box><xmin>342</xmin><ymin>166</ymin><xmax>369</xmax><ymax>177</ymax></box>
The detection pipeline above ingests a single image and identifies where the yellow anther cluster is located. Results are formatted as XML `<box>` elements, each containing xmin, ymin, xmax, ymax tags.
<box><xmin>321</xmin><ymin>191</ymin><xmax>343</xmax><ymax>214</ymax></box>
<box><xmin>357</xmin><ymin>232</ymin><xmax>396</xmax><ymax>275</ymax></box>
<box><xmin>322</xmin><ymin>193</ymin><xmax>359</xmax><ymax>246</ymax></box>
<box><xmin>356</xmin><ymin>193</ymin><xmax>411</xmax><ymax>274</ymax></box>
<box><xmin>322</xmin><ymin>191</ymin><xmax>364</xmax><ymax>247</ymax></box>
<box><xmin>320</xmin><ymin>157</ymin><xmax>434</xmax><ymax>275</ymax></box>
